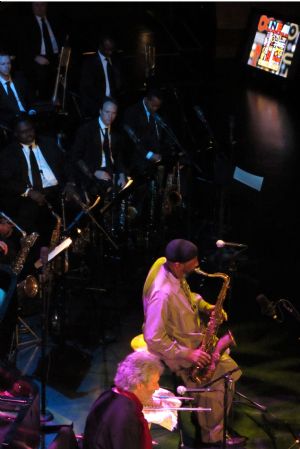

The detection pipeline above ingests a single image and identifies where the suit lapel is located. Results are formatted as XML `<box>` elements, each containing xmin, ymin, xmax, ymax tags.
<box><xmin>17</xmin><ymin>143</ymin><xmax>32</xmax><ymax>186</ymax></box>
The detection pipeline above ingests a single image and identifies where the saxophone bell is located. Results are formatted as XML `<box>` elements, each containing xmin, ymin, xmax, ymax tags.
<box><xmin>17</xmin><ymin>275</ymin><xmax>39</xmax><ymax>298</ymax></box>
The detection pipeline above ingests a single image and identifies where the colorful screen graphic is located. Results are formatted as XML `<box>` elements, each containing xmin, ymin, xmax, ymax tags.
<box><xmin>247</xmin><ymin>15</ymin><xmax>300</xmax><ymax>78</ymax></box>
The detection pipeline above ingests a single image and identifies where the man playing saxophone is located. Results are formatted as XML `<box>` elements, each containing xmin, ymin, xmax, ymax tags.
<box><xmin>143</xmin><ymin>239</ymin><xmax>245</xmax><ymax>447</ymax></box>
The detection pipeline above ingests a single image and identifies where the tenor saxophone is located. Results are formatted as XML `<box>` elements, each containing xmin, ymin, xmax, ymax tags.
<box><xmin>12</xmin><ymin>232</ymin><xmax>39</xmax><ymax>298</ymax></box>
<box><xmin>162</xmin><ymin>163</ymin><xmax>182</xmax><ymax>216</ymax></box>
<box><xmin>188</xmin><ymin>268</ymin><xmax>236</xmax><ymax>384</ymax></box>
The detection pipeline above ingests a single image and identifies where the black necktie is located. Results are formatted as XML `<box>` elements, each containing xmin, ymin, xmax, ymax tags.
<box><xmin>105</xmin><ymin>58</ymin><xmax>116</xmax><ymax>96</ymax></box>
<box><xmin>5</xmin><ymin>81</ymin><xmax>19</xmax><ymax>111</ymax></box>
<box><xmin>29</xmin><ymin>145</ymin><xmax>43</xmax><ymax>191</ymax></box>
<box><xmin>102</xmin><ymin>128</ymin><xmax>112</xmax><ymax>171</ymax></box>
<box><xmin>41</xmin><ymin>17</ymin><xmax>53</xmax><ymax>56</ymax></box>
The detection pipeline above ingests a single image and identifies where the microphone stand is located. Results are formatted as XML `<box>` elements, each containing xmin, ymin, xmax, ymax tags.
<box><xmin>39</xmin><ymin>248</ymin><xmax>53</xmax><ymax>424</ymax></box>
<box><xmin>201</xmin><ymin>367</ymin><xmax>240</xmax><ymax>449</ymax></box>
<box><xmin>36</xmin><ymin>243</ymin><xmax>73</xmax><ymax>430</ymax></box>
<box><xmin>234</xmin><ymin>390</ymin><xmax>300</xmax><ymax>449</ymax></box>
<box><xmin>156</xmin><ymin>117</ymin><xmax>203</xmax><ymax>177</ymax></box>
<box><xmin>171</xmin><ymin>87</ymin><xmax>198</xmax><ymax>148</ymax></box>
<box><xmin>64</xmin><ymin>195</ymin><xmax>118</xmax><ymax>251</ymax></box>
<box><xmin>155</xmin><ymin>117</ymin><xmax>204</xmax><ymax>240</ymax></box>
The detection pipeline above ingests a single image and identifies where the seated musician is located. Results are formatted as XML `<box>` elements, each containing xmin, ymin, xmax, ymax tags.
<box><xmin>83</xmin><ymin>351</ymin><xmax>163</xmax><ymax>449</ymax></box>
<box><xmin>0</xmin><ymin>51</ymin><xmax>35</xmax><ymax>128</ymax></box>
<box><xmin>122</xmin><ymin>88</ymin><xmax>180</xmax><ymax>228</ymax></box>
<box><xmin>0</xmin><ymin>113</ymin><xmax>65</xmax><ymax>248</ymax></box>
<box><xmin>66</xmin><ymin>96</ymin><xmax>126</xmax><ymax>201</ymax></box>
<box><xmin>122</xmin><ymin>87</ymin><xmax>165</xmax><ymax>176</ymax></box>
<box><xmin>142</xmin><ymin>239</ymin><xmax>246</xmax><ymax>447</ymax></box>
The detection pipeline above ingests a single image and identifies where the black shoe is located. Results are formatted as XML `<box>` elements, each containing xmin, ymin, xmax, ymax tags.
<box><xmin>225</xmin><ymin>435</ymin><xmax>247</xmax><ymax>446</ymax></box>
<box><xmin>200</xmin><ymin>434</ymin><xmax>247</xmax><ymax>447</ymax></box>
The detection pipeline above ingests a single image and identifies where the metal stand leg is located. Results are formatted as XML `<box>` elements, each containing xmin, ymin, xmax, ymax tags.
<box><xmin>8</xmin><ymin>315</ymin><xmax>41</xmax><ymax>367</ymax></box>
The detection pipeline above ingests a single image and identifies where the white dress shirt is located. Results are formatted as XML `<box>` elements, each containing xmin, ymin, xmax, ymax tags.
<box><xmin>98</xmin><ymin>117</ymin><xmax>113</xmax><ymax>167</ymax></box>
<box><xmin>0</xmin><ymin>76</ymin><xmax>25</xmax><ymax>111</ymax></box>
<box><xmin>35</xmin><ymin>15</ymin><xmax>59</xmax><ymax>55</ymax></box>
<box><xmin>98</xmin><ymin>51</ymin><xmax>111</xmax><ymax>96</ymax></box>
<box><xmin>22</xmin><ymin>143</ymin><xmax>58</xmax><ymax>189</ymax></box>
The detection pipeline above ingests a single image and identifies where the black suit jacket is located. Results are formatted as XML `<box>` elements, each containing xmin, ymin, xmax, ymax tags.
<box><xmin>83</xmin><ymin>390</ymin><xmax>143</xmax><ymax>449</ymax></box>
<box><xmin>79</xmin><ymin>54</ymin><xmax>121</xmax><ymax>118</ymax></box>
<box><xmin>18</xmin><ymin>14</ymin><xmax>65</xmax><ymax>73</ymax></box>
<box><xmin>0</xmin><ymin>72</ymin><xmax>33</xmax><ymax>126</ymax></box>
<box><xmin>0</xmin><ymin>136</ymin><xmax>66</xmax><ymax>235</ymax></box>
<box><xmin>68</xmin><ymin>119</ymin><xmax>125</xmax><ymax>186</ymax></box>
<box><xmin>0</xmin><ymin>136</ymin><xmax>65</xmax><ymax>198</ymax></box>
<box><xmin>123</xmin><ymin>101</ymin><xmax>165</xmax><ymax>175</ymax></box>
<box><xmin>123</xmin><ymin>101</ymin><xmax>165</xmax><ymax>154</ymax></box>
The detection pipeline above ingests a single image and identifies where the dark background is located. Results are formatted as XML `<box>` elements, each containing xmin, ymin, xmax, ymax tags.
<box><xmin>0</xmin><ymin>2</ymin><xmax>299</xmax><ymax>318</ymax></box>
<box><xmin>1</xmin><ymin>4</ymin><xmax>299</xmax><ymax>447</ymax></box>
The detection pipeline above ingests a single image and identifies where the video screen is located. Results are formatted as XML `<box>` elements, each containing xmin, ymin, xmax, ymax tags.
<box><xmin>247</xmin><ymin>15</ymin><xmax>300</xmax><ymax>78</ymax></box>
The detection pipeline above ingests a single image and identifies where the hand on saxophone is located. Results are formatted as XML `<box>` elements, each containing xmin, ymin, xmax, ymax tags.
<box><xmin>187</xmin><ymin>349</ymin><xmax>211</xmax><ymax>368</ymax></box>
<box><xmin>207</xmin><ymin>305</ymin><xmax>228</xmax><ymax>322</ymax></box>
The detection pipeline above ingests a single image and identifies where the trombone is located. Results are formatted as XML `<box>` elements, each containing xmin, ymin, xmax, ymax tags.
<box><xmin>52</xmin><ymin>44</ymin><xmax>71</xmax><ymax>114</ymax></box>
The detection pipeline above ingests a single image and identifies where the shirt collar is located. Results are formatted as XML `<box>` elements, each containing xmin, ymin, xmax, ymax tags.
<box><xmin>98</xmin><ymin>117</ymin><xmax>109</xmax><ymax>132</ymax></box>
<box><xmin>0</xmin><ymin>76</ymin><xmax>11</xmax><ymax>85</ymax></box>
<box><xmin>142</xmin><ymin>99</ymin><xmax>150</xmax><ymax>118</ymax></box>
<box><xmin>98</xmin><ymin>51</ymin><xmax>107</xmax><ymax>62</ymax></box>
<box><xmin>21</xmin><ymin>141</ymin><xmax>36</xmax><ymax>149</ymax></box>
<box><xmin>163</xmin><ymin>262</ymin><xmax>180</xmax><ymax>282</ymax></box>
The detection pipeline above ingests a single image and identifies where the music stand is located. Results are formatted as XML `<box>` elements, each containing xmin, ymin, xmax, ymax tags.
<box><xmin>34</xmin><ymin>239</ymin><xmax>73</xmax><ymax>429</ymax></box>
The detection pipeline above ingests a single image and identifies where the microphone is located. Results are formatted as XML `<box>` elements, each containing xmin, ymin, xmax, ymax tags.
<box><xmin>77</xmin><ymin>160</ymin><xmax>95</xmax><ymax>180</ymax></box>
<box><xmin>216</xmin><ymin>240</ymin><xmax>248</xmax><ymax>249</ymax></box>
<box><xmin>194</xmin><ymin>105</ymin><xmax>215</xmax><ymax>142</ymax></box>
<box><xmin>123</xmin><ymin>124</ymin><xmax>141</xmax><ymax>146</ymax></box>
<box><xmin>193</xmin><ymin>105</ymin><xmax>207</xmax><ymax>124</ymax></box>
<box><xmin>154</xmin><ymin>113</ymin><xmax>168</xmax><ymax>128</ymax></box>
<box><xmin>67</xmin><ymin>189</ymin><xmax>88</xmax><ymax>211</ymax></box>
<box><xmin>256</xmin><ymin>294</ymin><xmax>278</xmax><ymax>321</ymax></box>
<box><xmin>177</xmin><ymin>385</ymin><xmax>211</xmax><ymax>395</ymax></box>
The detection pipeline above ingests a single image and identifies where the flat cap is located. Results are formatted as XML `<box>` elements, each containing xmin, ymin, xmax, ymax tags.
<box><xmin>165</xmin><ymin>239</ymin><xmax>198</xmax><ymax>263</ymax></box>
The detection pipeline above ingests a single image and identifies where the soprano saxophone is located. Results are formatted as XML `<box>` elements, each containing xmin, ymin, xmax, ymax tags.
<box><xmin>188</xmin><ymin>268</ymin><xmax>236</xmax><ymax>384</ymax></box>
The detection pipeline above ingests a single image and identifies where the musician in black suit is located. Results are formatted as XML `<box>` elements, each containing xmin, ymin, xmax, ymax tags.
<box><xmin>122</xmin><ymin>88</ymin><xmax>176</xmax><ymax>222</ymax></box>
<box><xmin>0</xmin><ymin>113</ymin><xmax>65</xmax><ymax>246</ymax></box>
<box><xmin>0</xmin><ymin>52</ymin><xmax>34</xmax><ymax>127</ymax></box>
<box><xmin>67</xmin><ymin>96</ymin><xmax>126</xmax><ymax>198</ymax></box>
<box><xmin>79</xmin><ymin>36</ymin><xmax>122</xmax><ymax>119</ymax></box>
<box><xmin>18</xmin><ymin>2</ymin><xmax>65</xmax><ymax>100</ymax></box>
<box><xmin>122</xmin><ymin>88</ymin><xmax>166</xmax><ymax>177</ymax></box>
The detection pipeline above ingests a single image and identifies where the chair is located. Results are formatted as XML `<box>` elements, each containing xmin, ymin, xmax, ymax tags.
<box><xmin>130</xmin><ymin>333</ymin><xmax>148</xmax><ymax>352</ymax></box>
